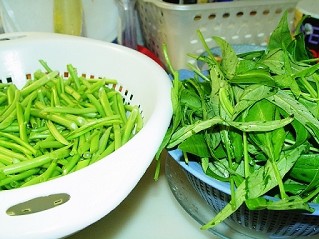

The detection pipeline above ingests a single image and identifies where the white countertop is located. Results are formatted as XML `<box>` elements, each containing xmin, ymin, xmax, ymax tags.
<box><xmin>67</xmin><ymin>159</ymin><xmax>215</xmax><ymax>239</ymax></box>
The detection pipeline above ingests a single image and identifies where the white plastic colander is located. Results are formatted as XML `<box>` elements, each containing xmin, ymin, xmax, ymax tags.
<box><xmin>0</xmin><ymin>32</ymin><xmax>172</xmax><ymax>239</ymax></box>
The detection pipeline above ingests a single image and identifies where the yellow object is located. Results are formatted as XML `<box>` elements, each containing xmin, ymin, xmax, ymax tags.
<box><xmin>53</xmin><ymin>0</ymin><xmax>82</xmax><ymax>36</ymax></box>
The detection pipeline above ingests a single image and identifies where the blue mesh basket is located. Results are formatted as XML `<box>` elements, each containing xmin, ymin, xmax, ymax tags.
<box><xmin>168</xmin><ymin>149</ymin><xmax>319</xmax><ymax>238</ymax></box>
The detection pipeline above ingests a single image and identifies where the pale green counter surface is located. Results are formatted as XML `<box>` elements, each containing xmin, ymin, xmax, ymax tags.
<box><xmin>68</xmin><ymin>159</ymin><xmax>214</xmax><ymax>239</ymax></box>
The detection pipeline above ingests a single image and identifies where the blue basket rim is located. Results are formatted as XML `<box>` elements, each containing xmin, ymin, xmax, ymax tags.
<box><xmin>168</xmin><ymin>149</ymin><xmax>319</xmax><ymax>215</ymax></box>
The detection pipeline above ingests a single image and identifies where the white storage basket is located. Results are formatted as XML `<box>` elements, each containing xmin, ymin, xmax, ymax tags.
<box><xmin>0</xmin><ymin>32</ymin><xmax>172</xmax><ymax>239</ymax></box>
<box><xmin>137</xmin><ymin>0</ymin><xmax>298</xmax><ymax>69</ymax></box>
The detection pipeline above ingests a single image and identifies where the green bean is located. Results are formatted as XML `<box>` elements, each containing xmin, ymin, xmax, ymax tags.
<box><xmin>67</xmin><ymin>64</ymin><xmax>81</xmax><ymax>90</ymax></box>
<box><xmin>6</xmin><ymin>84</ymin><xmax>17</xmax><ymax>104</ymax></box>
<box><xmin>65</xmin><ymin>85</ymin><xmax>81</xmax><ymax>101</ymax></box>
<box><xmin>30</xmin><ymin>108</ymin><xmax>78</xmax><ymax>130</ymax></box>
<box><xmin>136</xmin><ymin>110</ymin><xmax>143</xmax><ymax>132</ymax></box>
<box><xmin>0</xmin><ymin>83</ymin><xmax>10</xmax><ymax>89</ymax></box>
<box><xmin>67</xmin><ymin>115</ymin><xmax>122</xmax><ymax>140</ymax></box>
<box><xmin>35</xmin><ymin>140</ymin><xmax>66</xmax><ymax>149</ymax></box>
<box><xmin>75</xmin><ymin>159</ymin><xmax>90</xmax><ymax>171</ymax></box>
<box><xmin>0</xmin><ymin>109</ymin><xmax>17</xmax><ymax>130</ymax></box>
<box><xmin>87</xmin><ymin>93</ymin><xmax>105</xmax><ymax>117</ymax></box>
<box><xmin>97</xmin><ymin>127</ymin><xmax>112</xmax><ymax>154</ymax></box>
<box><xmin>0</xmin><ymin>154</ymin><xmax>13</xmax><ymax>165</ymax></box>
<box><xmin>77</xmin><ymin>134</ymin><xmax>90</xmax><ymax>156</ymax></box>
<box><xmin>57</xmin><ymin>75</ymin><xmax>65</xmax><ymax>95</ymax></box>
<box><xmin>51</xmin><ymin>85</ymin><xmax>60</xmax><ymax>106</ymax></box>
<box><xmin>0</xmin><ymin>89</ymin><xmax>19</xmax><ymax>122</ymax></box>
<box><xmin>90</xmin><ymin>141</ymin><xmax>115</xmax><ymax>164</ymax></box>
<box><xmin>16</xmin><ymin>102</ymin><xmax>28</xmax><ymax>143</ymax></box>
<box><xmin>70</xmin><ymin>137</ymin><xmax>79</xmax><ymax>156</ymax></box>
<box><xmin>1</xmin><ymin>125</ymin><xmax>20</xmax><ymax>133</ymax></box>
<box><xmin>86</xmin><ymin>80</ymin><xmax>107</xmax><ymax>94</ymax></box>
<box><xmin>24</xmin><ymin>95</ymin><xmax>33</xmax><ymax>124</ymax></box>
<box><xmin>110</xmin><ymin>94</ymin><xmax>120</xmax><ymax>120</ymax></box>
<box><xmin>21</xmin><ymin>161</ymin><xmax>58</xmax><ymax>187</ymax></box>
<box><xmin>46</xmin><ymin>120</ymin><xmax>70</xmax><ymax>145</ymax></box>
<box><xmin>0</xmin><ymin>169</ymin><xmax>39</xmax><ymax>187</ymax></box>
<box><xmin>122</xmin><ymin>106</ymin><xmax>139</xmax><ymax>145</ymax></box>
<box><xmin>62</xmin><ymin>154</ymin><xmax>80</xmax><ymax>175</ymax></box>
<box><xmin>60</xmin><ymin>92</ymin><xmax>77</xmax><ymax>106</ymax></box>
<box><xmin>90</xmin><ymin>129</ymin><xmax>100</xmax><ymax>154</ymax></box>
<box><xmin>0</xmin><ymin>146</ymin><xmax>29</xmax><ymax>162</ymax></box>
<box><xmin>20</xmin><ymin>71</ymin><xmax>59</xmax><ymax>97</ymax></box>
<box><xmin>39</xmin><ymin>59</ymin><xmax>53</xmax><ymax>72</ymax></box>
<box><xmin>113</xmin><ymin>124</ymin><xmax>122</xmax><ymax>150</ymax></box>
<box><xmin>0</xmin><ymin>95</ymin><xmax>7</xmax><ymax>106</ymax></box>
<box><xmin>116</xmin><ymin>93</ymin><xmax>128</xmax><ymax>124</ymax></box>
<box><xmin>0</xmin><ymin>62</ymin><xmax>144</xmax><ymax>190</ymax></box>
<box><xmin>0</xmin><ymin>132</ymin><xmax>36</xmax><ymax>155</ymax></box>
<box><xmin>37</xmin><ymin>88</ymin><xmax>46</xmax><ymax>104</ymax></box>
<box><xmin>79</xmin><ymin>76</ymin><xmax>91</xmax><ymax>89</ymax></box>
<box><xmin>64</xmin><ymin>114</ymin><xmax>86</xmax><ymax>126</ymax></box>
<box><xmin>42</xmin><ymin>106</ymin><xmax>97</xmax><ymax>115</ymax></box>
<box><xmin>99</xmin><ymin>87</ymin><xmax>114</xmax><ymax>116</ymax></box>
<box><xmin>1</xmin><ymin>146</ymin><xmax>71</xmax><ymax>175</ymax></box>
<box><xmin>29</xmin><ymin>128</ymin><xmax>51</xmax><ymax>140</ymax></box>
<box><xmin>0</xmin><ymin>139</ymin><xmax>33</xmax><ymax>156</ymax></box>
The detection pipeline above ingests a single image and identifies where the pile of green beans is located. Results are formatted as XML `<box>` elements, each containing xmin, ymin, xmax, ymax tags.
<box><xmin>0</xmin><ymin>60</ymin><xmax>143</xmax><ymax>190</ymax></box>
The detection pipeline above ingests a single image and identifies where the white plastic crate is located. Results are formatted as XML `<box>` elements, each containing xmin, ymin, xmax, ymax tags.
<box><xmin>137</xmin><ymin>0</ymin><xmax>299</xmax><ymax>69</ymax></box>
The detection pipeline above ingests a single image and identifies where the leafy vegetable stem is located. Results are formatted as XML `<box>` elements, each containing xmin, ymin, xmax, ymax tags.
<box><xmin>304</xmin><ymin>186</ymin><xmax>319</xmax><ymax>202</ymax></box>
<box><xmin>220</xmin><ymin>127</ymin><xmax>237</xmax><ymax>209</ymax></box>
<box><xmin>284</xmin><ymin>139</ymin><xmax>319</xmax><ymax>152</ymax></box>
<box><xmin>187</xmin><ymin>63</ymin><xmax>211</xmax><ymax>82</ymax></box>
<box><xmin>162</xmin><ymin>44</ymin><xmax>176</xmax><ymax>76</ymax></box>
<box><xmin>196</xmin><ymin>29</ymin><xmax>217</xmax><ymax>63</ymax></box>
<box><xmin>219</xmin><ymin>87</ymin><xmax>234</xmax><ymax>117</ymax></box>
<box><xmin>243</xmin><ymin>131</ymin><xmax>250</xmax><ymax>178</ymax></box>
<box><xmin>300</xmin><ymin>76</ymin><xmax>318</xmax><ymax>98</ymax></box>
<box><xmin>312</xmin><ymin>74</ymin><xmax>319</xmax><ymax>97</ymax></box>
<box><xmin>270</xmin><ymin>159</ymin><xmax>287</xmax><ymax>199</ymax></box>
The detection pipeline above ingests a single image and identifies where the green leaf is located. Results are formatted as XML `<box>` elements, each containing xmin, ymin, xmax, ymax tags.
<box><xmin>284</xmin><ymin>119</ymin><xmax>309</xmax><ymax>150</ymax></box>
<box><xmin>261</xmin><ymin>49</ymin><xmax>286</xmax><ymax>75</ymax></box>
<box><xmin>228</xmin><ymin>115</ymin><xmax>293</xmax><ymax>132</ymax></box>
<box><xmin>212</xmin><ymin>36</ymin><xmax>238</xmax><ymax>78</ymax></box>
<box><xmin>201</xmin><ymin>144</ymin><xmax>307</xmax><ymax>229</ymax></box>
<box><xmin>268</xmin><ymin>90</ymin><xmax>319</xmax><ymax>141</ymax></box>
<box><xmin>290</xmin><ymin>154</ymin><xmax>319</xmax><ymax>184</ymax></box>
<box><xmin>178</xmin><ymin>134</ymin><xmax>210</xmax><ymax>158</ymax></box>
<box><xmin>246</xmin><ymin>195</ymin><xmax>313</xmax><ymax>212</ymax></box>
<box><xmin>230</xmin><ymin>69</ymin><xmax>276</xmax><ymax>86</ymax></box>
<box><xmin>232</xmin><ymin>84</ymin><xmax>277</xmax><ymax>119</ymax></box>
<box><xmin>167</xmin><ymin>116</ymin><xmax>224</xmax><ymax>148</ymax></box>
<box><xmin>202</xmin><ymin>157</ymin><xmax>230</xmax><ymax>181</ymax></box>
<box><xmin>268</xmin><ymin>11</ymin><xmax>293</xmax><ymax>50</ymax></box>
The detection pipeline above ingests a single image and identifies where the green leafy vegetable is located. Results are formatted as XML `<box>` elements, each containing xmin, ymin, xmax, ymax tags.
<box><xmin>157</xmin><ymin>11</ymin><xmax>319</xmax><ymax>229</ymax></box>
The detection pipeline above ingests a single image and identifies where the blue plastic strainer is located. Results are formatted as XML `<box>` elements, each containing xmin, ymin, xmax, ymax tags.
<box><xmin>169</xmin><ymin>149</ymin><xmax>319</xmax><ymax>238</ymax></box>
